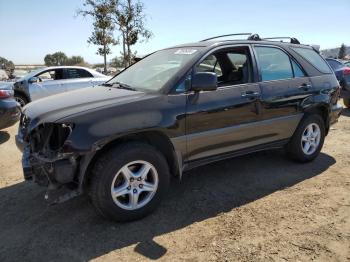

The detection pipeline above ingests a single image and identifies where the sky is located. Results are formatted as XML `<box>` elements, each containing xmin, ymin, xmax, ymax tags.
<box><xmin>0</xmin><ymin>0</ymin><xmax>349</xmax><ymax>65</ymax></box>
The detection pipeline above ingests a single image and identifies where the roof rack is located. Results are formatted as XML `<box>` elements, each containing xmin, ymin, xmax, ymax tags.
<box><xmin>200</xmin><ymin>33</ymin><xmax>301</xmax><ymax>45</ymax></box>
<box><xmin>262</xmin><ymin>37</ymin><xmax>301</xmax><ymax>44</ymax></box>
<box><xmin>200</xmin><ymin>33</ymin><xmax>252</xmax><ymax>42</ymax></box>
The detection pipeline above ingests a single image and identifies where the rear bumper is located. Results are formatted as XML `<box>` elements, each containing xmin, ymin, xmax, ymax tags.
<box><xmin>329</xmin><ymin>104</ymin><xmax>343</xmax><ymax>126</ymax></box>
<box><xmin>0</xmin><ymin>99</ymin><xmax>20</xmax><ymax>130</ymax></box>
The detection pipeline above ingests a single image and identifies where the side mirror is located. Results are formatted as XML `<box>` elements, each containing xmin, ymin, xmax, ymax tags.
<box><xmin>191</xmin><ymin>72</ymin><xmax>217</xmax><ymax>92</ymax></box>
<box><xmin>28</xmin><ymin>77</ymin><xmax>39</xmax><ymax>84</ymax></box>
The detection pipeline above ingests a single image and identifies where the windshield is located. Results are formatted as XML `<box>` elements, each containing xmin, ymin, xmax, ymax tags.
<box><xmin>107</xmin><ymin>47</ymin><xmax>202</xmax><ymax>91</ymax></box>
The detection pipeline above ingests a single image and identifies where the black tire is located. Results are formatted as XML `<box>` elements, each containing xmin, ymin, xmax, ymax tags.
<box><xmin>14</xmin><ymin>92</ymin><xmax>28</xmax><ymax>107</ymax></box>
<box><xmin>344</xmin><ymin>98</ymin><xmax>350</xmax><ymax>108</ymax></box>
<box><xmin>286</xmin><ymin>114</ymin><xmax>325</xmax><ymax>163</ymax></box>
<box><xmin>89</xmin><ymin>142</ymin><xmax>170</xmax><ymax>222</ymax></box>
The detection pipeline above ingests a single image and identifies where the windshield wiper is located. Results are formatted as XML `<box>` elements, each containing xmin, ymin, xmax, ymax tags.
<box><xmin>102</xmin><ymin>82</ymin><xmax>136</xmax><ymax>91</ymax></box>
<box><xmin>116</xmin><ymin>82</ymin><xmax>135</xmax><ymax>90</ymax></box>
<box><xmin>101</xmin><ymin>83</ymin><xmax>113</xmax><ymax>87</ymax></box>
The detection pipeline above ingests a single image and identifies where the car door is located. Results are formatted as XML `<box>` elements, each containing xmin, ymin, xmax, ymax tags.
<box><xmin>253</xmin><ymin>45</ymin><xmax>312</xmax><ymax>141</ymax></box>
<box><xmin>64</xmin><ymin>68</ymin><xmax>94</xmax><ymax>92</ymax></box>
<box><xmin>185</xmin><ymin>45</ymin><xmax>263</xmax><ymax>161</ymax></box>
<box><xmin>29</xmin><ymin>69</ymin><xmax>66</xmax><ymax>100</ymax></box>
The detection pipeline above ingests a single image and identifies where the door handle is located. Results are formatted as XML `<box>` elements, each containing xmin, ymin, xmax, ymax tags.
<box><xmin>298</xmin><ymin>83</ymin><xmax>312</xmax><ymax>91</ymax></box>
<box><xmin>241</xmin><ymin>91</ymin><xmax>260</xmax><ymax>98</ymax></box>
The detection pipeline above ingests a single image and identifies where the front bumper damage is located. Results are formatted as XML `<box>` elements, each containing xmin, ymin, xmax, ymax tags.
<box><xmin>16</xmin><ymin>118</ymin><xmax>82</xmax><ymax>204</ymax></box>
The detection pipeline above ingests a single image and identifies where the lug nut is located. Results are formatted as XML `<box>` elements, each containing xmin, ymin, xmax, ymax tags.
<box><xmin>127</xmin><ymin>186</ymin><xmax>131</xmax><ymax>190</ymax></box>
<box><xmin>130</xmin><ymin>178</ymin><xmax>134</xmax><ymax>182</ymax></box>
<box><xmin>133</xmin><ymin>189</ymin><xmax>137</xmax><ymax>193</ymax></box>
<box><xmin>137</xmin><ymin>177</ymin><xmax>141</xmax><ymax>181</ymax></box>
<box><xmin>139</xmin><ymin>184</ymin><xmax>143</xmax><ymax>189</ymax></box>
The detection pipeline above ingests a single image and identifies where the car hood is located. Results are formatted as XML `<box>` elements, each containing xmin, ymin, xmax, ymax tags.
<box><xmin>23</xmin><ymin>86</ymin><xmax>146</xmax><ymax>130</ymax></box>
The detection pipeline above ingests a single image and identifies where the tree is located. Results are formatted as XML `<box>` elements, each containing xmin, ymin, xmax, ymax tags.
<box><xmin>0</xmin><ymin>57</ymin><xmax>15</xmax><ymax>71</ymax></box>
<box><xmin>338</xmin><ymin>44</ymin><xmax>347</xmax><ymax>59</ymax></box>
<box><xmin>0</xmin><ymin>57</ymin><xmax>15</xmax><ymax>77</ymax></box>
<box><xmin>44</xmin><ymin>52</ymin><xmax>68</xmax><ymax>66</ymax></box>
<box><xmin>111</xmin><ymin>56</ymin><xmax>124</xmax><ymax>67</ymax></box>
<box><xmin>111</xmin><ymin>0</ymin><xmax>152</xmax><ymax>67</ymax></box>
<box><xmin>78</xmin><ymin>0</ymin><xmax>117</xmax><ymax>73</ymax></box>
<box><xmin>67</xmin><ymin>56</ymin><xmax>85</xmax><ymax>65</ymax></box>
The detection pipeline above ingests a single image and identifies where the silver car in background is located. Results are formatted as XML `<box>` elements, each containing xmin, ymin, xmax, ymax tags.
<box><xmin>13</xmin><ymin>66</ymin><xmax>109</xmax><ymax>106</ymax></box>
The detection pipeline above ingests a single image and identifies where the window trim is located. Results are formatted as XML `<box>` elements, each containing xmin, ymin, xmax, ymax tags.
<box><xmin>252</xmin><ymin>44</ymin><xmax>308</xmax><ymax>83</ymax></box>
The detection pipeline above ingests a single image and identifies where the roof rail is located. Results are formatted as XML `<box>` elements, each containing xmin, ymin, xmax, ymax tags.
<box><xmin>247</xmin><ymin>34</ymin><xmax>261</xmax><ymax>41</ymax></box>
<box><xmin>200</xmin><ymin>33</ymin><xmax>252</xmax><ymax>42</ymax></box>
<box><xmin>262</xmin><ymin>37</ymin><xmax>301</xmax><ymax>44</ymax></box>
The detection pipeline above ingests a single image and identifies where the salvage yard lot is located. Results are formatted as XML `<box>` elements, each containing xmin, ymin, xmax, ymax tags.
<box><xmin>0</xmin><ymin>108</ymin><xmax>349</xmax><ymax>261</ymax></box>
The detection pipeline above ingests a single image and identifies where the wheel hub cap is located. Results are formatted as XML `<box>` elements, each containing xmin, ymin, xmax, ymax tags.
<box><xmin>301</xmin><ymin>123</ymin><xmax>321</xmax><ymax>155</ymax></box>
<box><xmin>110</xmin><ymin>160</ymin><xmax>159</xmax><ymax>211</ymax></box>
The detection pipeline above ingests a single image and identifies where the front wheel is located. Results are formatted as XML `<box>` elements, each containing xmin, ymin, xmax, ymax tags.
<box><xmin>286</xmin><ymin>114</ymin><xmax>325</xmax><ymax>163</ymax></box>
<box><xmin>89</xmin><ymin>142</ymin><xmax>170</xmax><ymax>222</ymax></box>
<box><xmin>14</xmin><ymin>93</ymin><xmax>28</xmax><ymax>107</ymax></box>
<box><xmin>343</xmin><ymin>98</ymin><xmax>350</xmax><ymax>108</ymax></box>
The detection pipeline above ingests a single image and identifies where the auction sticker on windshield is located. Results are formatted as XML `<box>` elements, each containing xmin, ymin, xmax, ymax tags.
<box><xmin>174</xmin><ymin>49</ymin><xmax>197</xmax><ymax>55</ymax></box>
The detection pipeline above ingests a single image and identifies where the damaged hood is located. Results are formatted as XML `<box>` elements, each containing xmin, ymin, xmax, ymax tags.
<box><xmin>23</xmin><ymin>86</ymin><xmax>146</xmax><ymax>130</ymax></box>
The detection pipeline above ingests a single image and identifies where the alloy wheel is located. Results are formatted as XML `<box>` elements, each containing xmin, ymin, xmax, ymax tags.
<box><xmin>301</xmin><ymin>123</ymin><xmax>321</xmax><ymax>155</ymax></box>
<box><xmin>110</xmin><ymin>160</ymin><xmax>159</xmax><ymax>210</ymax></box>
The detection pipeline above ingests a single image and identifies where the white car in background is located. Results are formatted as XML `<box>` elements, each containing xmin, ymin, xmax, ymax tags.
<box><xmin>13</xmin><ymin>66</ymin><xmax>109</xmax><ymax>106</ymax></box>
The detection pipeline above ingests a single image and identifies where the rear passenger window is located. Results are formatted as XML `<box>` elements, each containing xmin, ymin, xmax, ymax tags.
<box><xmin>291</xmin><ymin>47</ymin><xmax>332</xmax><ymax>74</ymax></box>
<box><xmin>292</xmin><ymin>60</ymin><xmax>306</xmax><ymax>78</ymax></box>
<box><xmin>255</xmin><ymin>47</ymin><xmax>293</xmax><ymax>81</ymax></box>
<box><xmin>66</xmin><ymin>69</ymin><xmax>93</xmax><ymax>79</ymax></box>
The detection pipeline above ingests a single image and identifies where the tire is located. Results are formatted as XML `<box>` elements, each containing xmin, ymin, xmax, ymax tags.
<box><xmin>14</xmin><ymin>93</ymin><xmax>28</xmax><ymax>107</ymax></box>
<box><xmin>286</xmin><ymin>114</ymin><xmax>325</xmax><ymax>163</ymax></box>
<box><xmin>89</xmin><ymin>142</ymin><xmax>170</xmax><ymax>222</ymax></box>
<box><xmin>344</xmin><ymin>98</ymin><xmax>350</xmax><ymax>108</ymax></box>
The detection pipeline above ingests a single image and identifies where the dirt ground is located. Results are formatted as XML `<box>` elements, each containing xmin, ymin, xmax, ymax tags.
<box><xmin>0</xmin><ymin>108</ymin><xmax>349</xmax><ymax>262</ymax></box>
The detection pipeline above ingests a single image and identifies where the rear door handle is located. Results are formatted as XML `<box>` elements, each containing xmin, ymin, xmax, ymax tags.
<box><xmin>298</xmin><ymin>83</ymin><xmax>312</xmax><ymax>91</ymax></box>
<box><xmin>241</xmin><ymin>91</ymin><xmax>260</xmax><ymax>98</ymax></box>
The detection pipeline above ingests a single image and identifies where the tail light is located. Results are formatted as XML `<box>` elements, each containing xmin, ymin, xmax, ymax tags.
<box><xmin>344</xmin><ymin>67</ymin><xmax>350</xmax><ymax>75</ymax></box>
<box><xmin>0</xmin><ymin>89</ymin><xmax>14</xmax><ymax>99</ymax></box>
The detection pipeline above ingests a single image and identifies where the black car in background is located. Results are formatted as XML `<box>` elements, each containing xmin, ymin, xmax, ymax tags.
<box><xmin>325</xmin><ymin>58</ymin><xmax>350</xmax><ymax>107</ymax></box>
<box><xmin>0</xmin><ymin>83</ymin><xmax>20</xmax><ymax>130</ymax></box>
<box><xmin>16</xmin><ymin>34</ymin><xmax>342</xmax><ymax>222</ymax></box>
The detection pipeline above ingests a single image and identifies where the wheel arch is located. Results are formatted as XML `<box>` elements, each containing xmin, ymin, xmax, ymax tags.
<box><xmin>303</xmin><ymin>103</ymin><xmax>330</xmax><ymax>135</ymax></box>
<box><xmin>14</xmin><ymin>89</ymin><xmax>30</xmax><ymax>104</ymax></box>
<box><xmin>79</xmin><ymin>131</ymin><xmax>181</xmax><ymax>190</ymax></box>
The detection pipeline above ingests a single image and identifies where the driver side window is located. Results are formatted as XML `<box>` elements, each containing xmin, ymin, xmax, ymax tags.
<box><xmin>196</xmin><ymin>47</ymin><xmax>252</xmax><ymax>87</ymax></box>
<box><xmin>197</xmin><ymin>55</ymin><xmax>223</xmax><ymax>77</ymax></box>
<box><xmin>36</xmin><ymin>69</ymin><xmax>64</xmax><ymax>81</ymax></box>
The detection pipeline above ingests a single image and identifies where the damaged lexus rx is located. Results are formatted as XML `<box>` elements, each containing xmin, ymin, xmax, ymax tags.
<box><xmin>16</xmin><ymin>34</ymin><xmax>342</xmax><ymax>222</ymax></box>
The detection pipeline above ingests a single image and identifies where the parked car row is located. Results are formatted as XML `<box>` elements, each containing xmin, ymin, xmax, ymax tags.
<box><xmin>13</xmin><ymin>66</ymin><xmax>109</xmax><ymax>107</ymax></box>
<box><xmin>0</xmin><ymin>66</ymin><xmax>109</xmax><ymax>130</ymax></box>
<box><xmin>325</xmin><ymin>58</ymin><xmax>350</xmax><ymax>107</ymax></box>
<box><xmin>15</xmin><ymin>34</ymin><xmax>342</xmax><ymax>222</ymax></box>
<box><xmin>0</xmin><ymin>83</ymin><xmax>20</xmax><ymax>130</ymax></box>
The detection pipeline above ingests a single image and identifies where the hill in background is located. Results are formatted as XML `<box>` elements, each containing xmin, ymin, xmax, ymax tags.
<box><xmin>321</xmin><ymin>45</ymin><xmax>350</xmax><ymax>58</ymax></box>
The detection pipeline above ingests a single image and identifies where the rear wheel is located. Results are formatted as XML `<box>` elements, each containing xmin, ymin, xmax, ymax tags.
<box><xmin>89</xmin><ymin>142</ymin><xmax>170</xmax><ymax>222</ymax></box>
<box><xmin>343</xmin><ymin>98</ymin><xmax>350</xmax><ymax>108</ymax></box>
<box><xmin>286</xmin><ymin>114</ymin><xmax>325</xmax><ymax>162</ymax></box>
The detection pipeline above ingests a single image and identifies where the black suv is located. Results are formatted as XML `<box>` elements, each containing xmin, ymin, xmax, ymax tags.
<box><xmin>16</xmin><ymin>34</ymin><xmax>342</xmax><ymax>221</ymax></box>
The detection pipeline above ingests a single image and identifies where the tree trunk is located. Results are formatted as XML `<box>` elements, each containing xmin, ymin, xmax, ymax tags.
<box><xmin>103</xmin><ymin>44</ymin><xmax>107</xmax><ymax>74</ymax></box>
<box><xmin>122</xmin><ymin>32</ymin><xmax>127</xmax><ymax>67</ymax></box>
